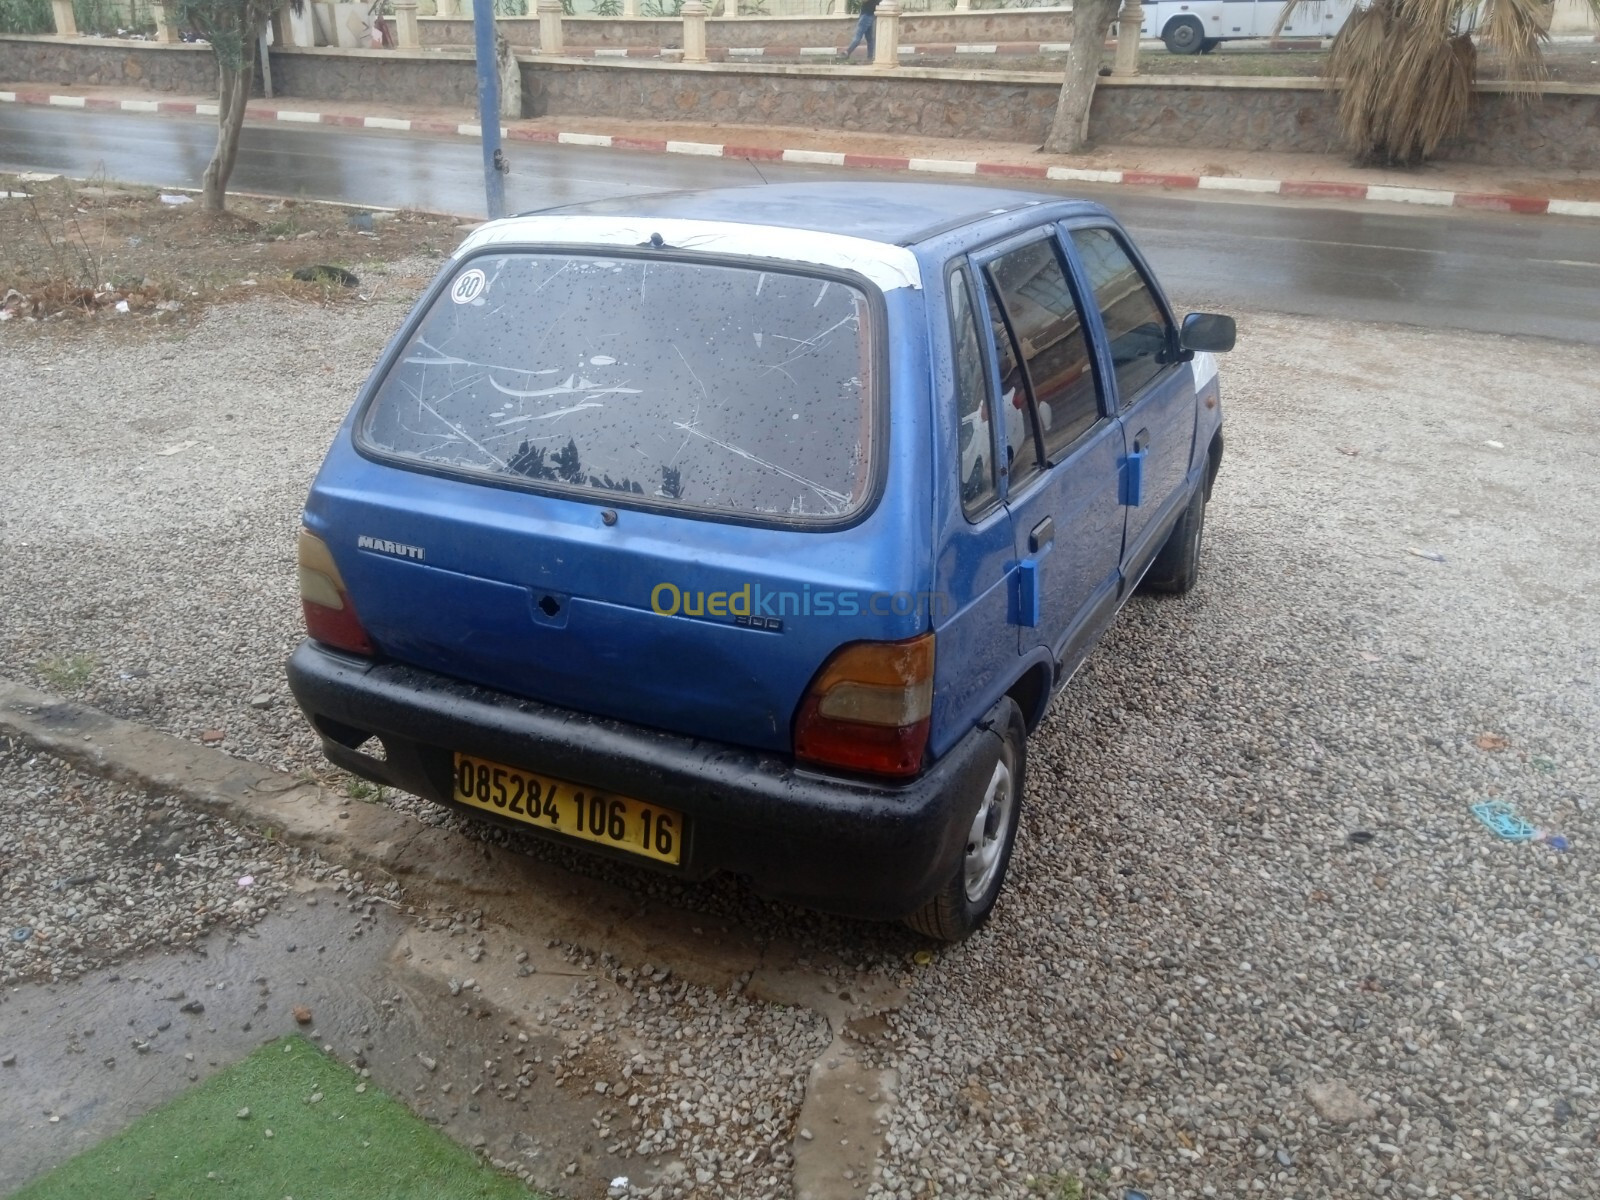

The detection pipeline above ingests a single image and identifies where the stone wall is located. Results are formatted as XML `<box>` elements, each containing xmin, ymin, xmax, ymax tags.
<box><xmin>0</xmin><ymin>36</ymin><xmax>217</xmax><ymax>93</ymax></box>
<box><xmin>420</xmin><ymin>8</ymin><xmax>1076</xmax><ymax>50</ymax></box>
<box><xmin>268</xmin><ymin>47</ymin><xmax>482</xmax><ymax>108</ymax></box>
<box><xmin>522</xmin><ymin>60</ymin><xmax>1061</xmax><ymax>143</ymax></box>
<box><xmin>1096</xmin><ymin>78</ymin><xmax>1341</xmax><ymax>156</ymax></box>
<box><xmin>1444</xmin><ymin>85</ymin><xmax>1600</xmax><ymax>170</ymax></box>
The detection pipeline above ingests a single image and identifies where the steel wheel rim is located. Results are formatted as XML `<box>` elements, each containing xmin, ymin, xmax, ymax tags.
<box><xmin>963</xmin><ymin>758</ymin><xmax>1014</xmax><ymax>903</ymax></box>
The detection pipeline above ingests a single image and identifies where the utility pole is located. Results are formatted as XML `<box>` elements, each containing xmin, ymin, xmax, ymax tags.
<box><xmin>471</xmin><ymin>0</ymin><xmax>508</xmax><ymax>220</ymax></box>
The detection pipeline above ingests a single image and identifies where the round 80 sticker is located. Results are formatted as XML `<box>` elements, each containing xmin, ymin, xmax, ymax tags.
<box><xmin>451</xmin><ymin>268</ymin><xmax>487</xmax><ymax>305</ymax></box>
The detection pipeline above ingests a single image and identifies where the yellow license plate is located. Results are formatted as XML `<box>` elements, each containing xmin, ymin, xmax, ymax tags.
<box><xmin>451</xmin><ymin>754</ymin><xmax>683</xmax><ymax>866</ymax></box>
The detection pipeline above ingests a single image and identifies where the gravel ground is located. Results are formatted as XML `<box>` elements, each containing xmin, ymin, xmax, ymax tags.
<box><xmin>0</xmin><ymin>740</ymin><xmax>299</xmax><ymax>985</ymax></box>
<box><xmin>2</xmin><ymin>288</ymin><xmax>1598</xmax><ymax>1198</ymax></box>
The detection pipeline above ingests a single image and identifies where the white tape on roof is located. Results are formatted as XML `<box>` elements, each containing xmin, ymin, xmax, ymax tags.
<box><xmin>459</xmin><ymin>215</ymin><xmax>923</xmax><ymax>293</ymax></box>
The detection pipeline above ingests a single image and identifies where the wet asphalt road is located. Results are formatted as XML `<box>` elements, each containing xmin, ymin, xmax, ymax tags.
<box><xmin>2</xmin><ymin>104</ymin><xmax>1599</xmax><ymax>344</ymax></box>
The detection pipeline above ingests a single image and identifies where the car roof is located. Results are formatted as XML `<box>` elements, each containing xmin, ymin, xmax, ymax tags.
<box><xmin>533</xmin><ymin>181</ymin><xmax>1095</xmax><ymax>249</ymax></box>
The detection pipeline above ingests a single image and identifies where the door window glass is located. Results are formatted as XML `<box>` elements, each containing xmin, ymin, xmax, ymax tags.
<box><xmin>1071</xmin><ymin>227</ymin><xmax>1174</xmax><ymax>406</ymax></box>
<box><xmin>980</xmin><ymin>280</ymin><xmax>1040</xmax><ymax>492</ymax></box>
<box><xmin>948</xmin><ymin>270</ymin><xmax>998</xmax><ymax>516</ymax></box>
<box><xmin>985</xmin><ymin>238</ymin><xmax>1102</xmax><ymax>462</ymax></box>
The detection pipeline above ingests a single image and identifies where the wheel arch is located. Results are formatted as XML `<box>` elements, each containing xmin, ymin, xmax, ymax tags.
<box><xmin>1205</xmin><ymin>428</ymin><xmax>1224</xmax><ymax>501</ymax></box>
<box><xmin>1005</xmin><ymin>659</ymin><xmax>1054</xmax><ymax>734</ymax></box>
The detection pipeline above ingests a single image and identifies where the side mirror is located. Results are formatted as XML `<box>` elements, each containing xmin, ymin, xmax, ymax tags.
<box><xmin>1179</xmin><ymin>312</ymin><xmax>1237</xmax><ymax>354</ymax></box>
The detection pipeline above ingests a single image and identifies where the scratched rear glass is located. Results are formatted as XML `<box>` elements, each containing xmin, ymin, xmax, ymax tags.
<box><xmin>360</xmin><ymin>253</ymin><xmax>877</xmax><ymax>522</ymax></box>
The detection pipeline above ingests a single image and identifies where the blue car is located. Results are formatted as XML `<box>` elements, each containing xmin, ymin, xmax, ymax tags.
<box><xmin>287</xmin><ymin>182</ymin><xmax>1234</xmax><ymax>941</ymax></box>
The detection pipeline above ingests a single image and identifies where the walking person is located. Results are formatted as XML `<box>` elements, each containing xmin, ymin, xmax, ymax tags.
<box><xmin>841</xmin><ymin>0</ymin><xmax>881</xmax><ymax>61</ymax></box>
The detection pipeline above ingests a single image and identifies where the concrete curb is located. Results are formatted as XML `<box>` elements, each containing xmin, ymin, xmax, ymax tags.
<box><xmin>0</xmin><ymin>677</ymin><xmax>828</xmax><ymax>988</ymax></box>
<box><xmin>526</xmin><ymin>38</ymin><xmax>1328</xmax><ymax>58</ymax></box>
<box><xmin>3</xmin><ymin>87</ymin><xmax>1597</xmax><ymax>220</ymax></box>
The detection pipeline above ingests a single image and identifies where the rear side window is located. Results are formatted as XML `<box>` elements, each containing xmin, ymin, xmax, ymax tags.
<box><xmin>948</xmin><ymin>270</ymin><xmax>997</xmax><ymax>516</ymax></box>
<box><xmin>361</xmin><ymin>253</ymin><xmax>877</xmax><ymax>523</ymax></box>
<box><xmin>985</xmin><ymin>237</ymin><xmax>1101</xmax><ymax>462</ymax></box>
<box><xmin>1071</xmin><ymin>227</ymin><xmax>1174</xmax><ymax>405</ymax></box>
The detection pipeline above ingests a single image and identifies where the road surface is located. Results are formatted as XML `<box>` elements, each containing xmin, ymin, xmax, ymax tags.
<box><xmin>2</xmin><ymin>105</ymin><xmax>1597</xmax><ymax>344</ymax></box>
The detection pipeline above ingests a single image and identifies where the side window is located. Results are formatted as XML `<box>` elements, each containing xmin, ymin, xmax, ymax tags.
<box><xmin>1071</xmin><ymin>227</ymin><xmax>1175</xmax><ymax>406</ymax></box>
<box><xmin>948</xmin><ymin>270</ymin><xmax>998</xmax><ymax>516</ymax></box>
<box><xmin>985</xmin><ymin>237</ymin><xmax>1102</xmax><ymax>464</ymax></box>
<box><xmin>980</xmin><ymin>279</ymin><xmax>1040</xmax><ymax>492</ymax></box>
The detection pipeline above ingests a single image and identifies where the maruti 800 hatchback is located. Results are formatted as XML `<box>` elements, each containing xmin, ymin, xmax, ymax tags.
<box><xmin>287</xmin><ymin>182</ymin><xmax>1234</xmax><ymax>941</ymax></box>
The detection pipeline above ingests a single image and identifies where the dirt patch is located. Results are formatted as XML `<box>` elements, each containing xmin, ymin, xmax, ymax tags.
<box><xmin>0</xmin><ymin>172</ymin><xmax>462</xmax><ymax>323</ymax></box>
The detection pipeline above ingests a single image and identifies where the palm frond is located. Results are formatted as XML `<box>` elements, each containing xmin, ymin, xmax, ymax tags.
<box><xmin>1477</xmin><ymin>0</ymin><xmax>1549</xmax><ymax>89</ymax></box>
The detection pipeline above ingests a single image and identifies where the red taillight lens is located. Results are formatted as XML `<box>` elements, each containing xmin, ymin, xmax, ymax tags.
<box><xmin>793</xmin><ymin>634</ymin><xmax>935</xmax><ymax>779</ymax></box>
<box><xmin>298</xmin><ymin>529</ymin><xmax>375</xmax><ymax>656</ymax></box>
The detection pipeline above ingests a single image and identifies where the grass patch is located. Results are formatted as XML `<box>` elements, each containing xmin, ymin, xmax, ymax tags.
<box><xmin>344</xmin><ymin>777</ymin><xmax>379</xmax><ymax>801</ymax></box>
<box><xmin>1</xmin><ymin>172</ymin><xmax>456</xmax><ymax>324</ymax></box>
<box><xmin>13</xmin><ymin>1036</ymin><xmax>540</xmax><ymax>1200</ymax></box>
<box><xmin>36</xmin><ymin>653</ymin><xmax>96</xmax><ymax>691</ymax></box>
<box><xmin>1029</xmin><ymin>1172</ymin><xmax>1085</xmax><ymax>1200</ymax></box>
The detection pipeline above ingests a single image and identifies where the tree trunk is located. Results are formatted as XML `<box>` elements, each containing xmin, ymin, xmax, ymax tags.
<box><xmin>495</xmin><ymin>25</ymin><xmax>523</xmax><ymax>120</ymax></box>
<box><xmin>201</xmin><ymin>52</ymin><xmax>255</xmax><ymax>213</ymax></box>
<box><xmin>1044</xmin><ymin>0</ymin><xmax>1119</xmax><ymax>154</ymax></box>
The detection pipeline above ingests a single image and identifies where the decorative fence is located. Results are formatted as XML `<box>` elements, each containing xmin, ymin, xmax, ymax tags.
<box><xmin>0</xmin><ymin>0</ymin><xmax>156</xmax><ymax>34</ymax></box>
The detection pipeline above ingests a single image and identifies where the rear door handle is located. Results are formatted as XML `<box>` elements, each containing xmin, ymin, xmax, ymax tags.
<box><xmin>1122</xmin><ymin>449</ymin><xmax>1147</xmax><ymax>507</ymax></box>
<box><xmin>1029</xmin><ymin>517</ymin><xmax>1054</xmax><ymax>554</ymax></box>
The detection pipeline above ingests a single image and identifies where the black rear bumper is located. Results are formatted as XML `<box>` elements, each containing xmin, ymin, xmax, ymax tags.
<box><xmin>286</xmin><ymin>640</ymin><xmax>1002</xmax><ymax>920</ymax></box>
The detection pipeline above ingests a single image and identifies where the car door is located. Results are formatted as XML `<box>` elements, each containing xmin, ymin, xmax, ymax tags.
<box><xmin>1065</xmin><ymin>224</ymin><xmax>1197</xmax><ymax>586</ymax></box>
<box><xmin>926</xmin><ymin>264</ymin><xmax>1021</xmax><ymax>758</ymax></box>
<box><xmin>974</xmin><ymin>230</ymin><xmax>1126</xmax><ymax>669</ymax></box>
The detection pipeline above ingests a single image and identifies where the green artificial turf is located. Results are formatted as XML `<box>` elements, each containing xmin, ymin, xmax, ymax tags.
<box><xmin>14</xmin><ymin>1036</ymin><xmax>539</xmax><ymax>1200</ymax></box>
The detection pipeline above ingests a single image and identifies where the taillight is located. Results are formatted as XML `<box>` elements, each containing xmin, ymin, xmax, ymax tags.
<box><xmin>793</xmin><ymin>633</ymin><xmax>934</xmax><ymax>779</ymax></box>
<box><xmin>297</xmin><ymin>529</ymin><xmax>375</xmax><ymax>656</ymax></box>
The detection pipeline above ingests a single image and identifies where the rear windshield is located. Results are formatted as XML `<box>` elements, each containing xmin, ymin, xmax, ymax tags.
<box><xmin>360</xmin><ymin>252</ymin><xmax>878</xmax><ymax>522</ymax></box>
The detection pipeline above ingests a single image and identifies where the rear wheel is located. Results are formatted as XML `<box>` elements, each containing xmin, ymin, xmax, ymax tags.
<box><xmin>905</xmin><ymin>698</ymin><xmax>1026</xmax><ymax>943</ymax></box>
<box><xmin>1163</xmin><ymin>16</ymin><xmax>1205</xmax><ymax>53</ymax></box>
<box><xmin>1142</xmin><ymin>484</ymin><xmax>1206</xmax><ymax>594</ymax></box>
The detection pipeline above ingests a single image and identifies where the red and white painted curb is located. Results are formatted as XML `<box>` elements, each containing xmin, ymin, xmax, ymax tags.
<box><xmin>565</xmin><ymin>39</ymin><xmax>1323</xmax><ymax>58</ymax></box>
<box><xmin>3</xmin><ymin>87</ymin><xmax>1596</xmax><ymax>220</ymax></box>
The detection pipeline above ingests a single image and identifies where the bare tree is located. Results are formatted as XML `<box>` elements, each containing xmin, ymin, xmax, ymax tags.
<box><xmin>1043</xmin><ymin>0</ymin><xmax>1121</xmax><ymax>154</ymax></box>
<box><xmin>177</xmin><ymin>0</ymin><xmax>282</xmax><ymax>212</ymax></box>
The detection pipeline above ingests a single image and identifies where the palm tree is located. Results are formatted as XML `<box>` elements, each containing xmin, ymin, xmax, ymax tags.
<box><xmin>1285</xmin><ymin>0</ymin><xmax>1600</xmax><ymax>166</ymax></box>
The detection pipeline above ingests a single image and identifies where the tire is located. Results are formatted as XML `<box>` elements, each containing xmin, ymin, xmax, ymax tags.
<box><xmin>905</xmin><ymin>698</ymin><xmax>1026</xmax><ymax>943</ymax></box>
<box><xmin>1142</xmin><ymin>484</ymin><xmax>1206</xmax><ymax>594</ymax></box>
<box><xmin>1162</xmin><ymin>16</ymin><xmax>1206</xmax><ymax>54</ymax></box>
<box><xmin>1200</xmin><ymin>37</ymin><xmax>1220</xmax><ymax>53</ymax></box>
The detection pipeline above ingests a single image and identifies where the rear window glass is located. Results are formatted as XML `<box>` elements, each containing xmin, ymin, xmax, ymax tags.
<box><xmin>360</xmin><ymin>253</ymin><xmax>877</xmax><ymax>522</ymax></box>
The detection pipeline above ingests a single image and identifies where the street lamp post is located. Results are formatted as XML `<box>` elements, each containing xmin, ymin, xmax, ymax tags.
<box><xmin>470</xmin><ymin>0</ymin><xmax>508</xmax><ymax>219</ymax></box>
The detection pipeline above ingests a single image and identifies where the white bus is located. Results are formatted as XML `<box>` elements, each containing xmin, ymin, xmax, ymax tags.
<box><xmin>1136</xmin><ymin>0</ymin><xmax>1357</xmax><ymax>54</ymax></box>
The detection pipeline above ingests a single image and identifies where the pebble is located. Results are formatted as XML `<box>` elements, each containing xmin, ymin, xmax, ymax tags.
<box><xmin>0</xmin><ymin>749</ymin><xmax>298</xmax><ymax>987</ymax></box>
